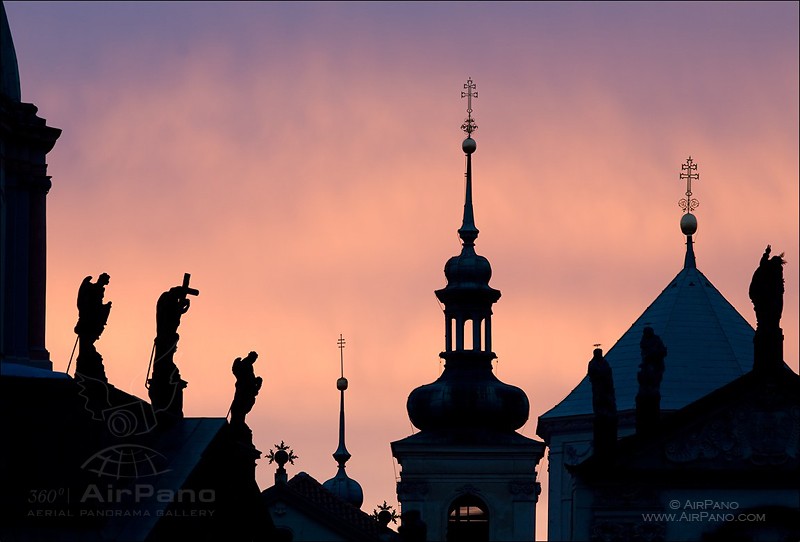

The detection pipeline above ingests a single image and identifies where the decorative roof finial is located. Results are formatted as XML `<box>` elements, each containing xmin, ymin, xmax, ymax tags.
<box><xmin>679</xmin><ymin>156</ymin><xmax>700</xmax><ymax>214</ymax></box>
<box><xmin>459</xmin><ymin>78</ymin><xmax>479</xmax><ymax>245</ymax></box>
<box><xmin>678</xmin><ymin>156</ymin><xmax>699</xmax><ymax>269</ymax></box>
<box><xmin>461</xmin><ymin>77</ymin><xmax>478</xmax><ymax>136</ymax></box>
<box><xmin>334</xmin><ymin>334</ymin><xmax>349</xmax><ymax>466</ymax></box>
<box><xmin>267</xmin><ymin>441</ymin><xmax>298</xmax><ymax>485</ymax></box>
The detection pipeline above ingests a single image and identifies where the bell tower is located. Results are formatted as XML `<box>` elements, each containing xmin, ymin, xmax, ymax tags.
<box><xmin>391</xmin><ymin>79</ymin><xmax>545</xmax><ymax>542</ymax></box>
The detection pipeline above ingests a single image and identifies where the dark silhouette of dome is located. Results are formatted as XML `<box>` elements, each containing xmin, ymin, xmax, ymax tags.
<box><xmin>443</xmin><ymin>248</ymin><xmax>493</xmax><ymax>291</ymax></box>
<box><xmin>407</xmin><ymin>356</ymin><xmax>530</xmax><ymax>432</ymax></box>
<box><xmin>322</xmin><ymin>467</ymin><xmax>364</xmax><ymax>508</ymax></box>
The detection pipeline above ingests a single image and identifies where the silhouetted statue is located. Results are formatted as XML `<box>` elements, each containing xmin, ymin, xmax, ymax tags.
<box><xmin>636</xmin><ymin>326</ymin><xmax>666</xmax><ymax>436</ymax></box>
<box><xmin>588</xmin><ymin>348</ymin><xmax>617</xmax><ymax>459</ymax></box>
<box><xmin>230</xmin><ymin>351</ymin><xmax>262</xmax><ymax>430</ymax></box>
<box><xmin>148</xmin><ymin>273</ymin><xmax>198</xmax><ymax>420</ymax></box>
<box><xmin>749</xmin><ymin>245</ymin><xmax>785</xmax><ymax>330</ymax></box>
<box><xmin>749</xmin><ymin>245</ymin><xmax>786</xmax><ymax>372</ymax></box>
<box><xmin>74</xmin><ymin>273</ymin><xmax>111</xmax><ymax>381</ymax></box>
<box><xmin>398</xmin><ymin>510</ymin><xmax>427</xmax><ymax>542</ymax></box>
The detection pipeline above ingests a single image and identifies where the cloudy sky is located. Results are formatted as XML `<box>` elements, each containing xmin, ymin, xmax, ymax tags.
<box><xmin>6</xmin><ymin>1</ymin><xmax>798</xmax><ymax>538</ymax></box>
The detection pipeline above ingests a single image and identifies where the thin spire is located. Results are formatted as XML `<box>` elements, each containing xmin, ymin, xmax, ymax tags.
<box><xmin>323</xmin><ymin>333</ymin><xmax>363</xmax><ymax>508</ymax></box>
<box><xmin>459</xmin><ymin>77</ymin><xmax>479</xmax><ymax>247</ymax></box>
<box><xmin>678</xmin><ymin>156</ymin><xmax>700</xmax><ymax>269</ymax></box>
<box><xmin>333</xmin><ymin>334</ymin><xmax>350</xmax><ymax>467</ymax></box>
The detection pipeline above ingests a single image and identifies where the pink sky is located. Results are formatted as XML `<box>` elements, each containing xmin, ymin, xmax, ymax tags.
<box><xmin>6</xmin><ymin>2</ymin><xmax>799</xmax><ymax>539</ymax></box>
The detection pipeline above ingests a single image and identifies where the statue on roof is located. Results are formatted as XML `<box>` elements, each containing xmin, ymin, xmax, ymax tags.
<box><xmin>73</xmin><ymin>273</ymin><xmax>111</xmax><ymax>381</ymax></box>
<box><xmin>229</xmin><ymin>351</ymin><xmax>263</xmax><ymax>430</ymax></box>
<box><xmin>588</xmin><ymin>348</ymin><xmax>617</xmax><ymax>458</ymax></box>
<box><xmin>636</xmin><ymin>326</ymin><xmax>667</xmax><ymax>436</ymax></box>
<box><xmin>147</xmin><ymin>273</ymin><xmax>198</xmax><ymax>421</ymax></box>
<box><xmin>749</xmin><ymin>244</ymin><xmax>785</xmax><ymax>331</ymax></box>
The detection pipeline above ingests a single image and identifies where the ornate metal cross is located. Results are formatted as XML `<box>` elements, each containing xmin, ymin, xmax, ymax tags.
<box><xmin>679</xmin><ymin>156</ymin><xmax>700</xmax><ymax>213</ymax></box>
<box><xmin>461</xmin><ymin>77</ymin><xmax>478</xmax><ymax>136</ymax></box>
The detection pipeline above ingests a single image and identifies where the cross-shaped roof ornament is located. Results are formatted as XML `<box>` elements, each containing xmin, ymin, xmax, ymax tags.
<box><xmin>679</xmin><ymin>156</ymin><xmax>700</xmax><ymax>213</ymax></box>
<box><xmin>337</xmin><ymin>334</ymin><xmax>346</xmax><ymax>378</ymax></box>
<box><xmin>461</xmin><ymin>77</ymin><xmax>478</xmax><ymax>136</ymax></box>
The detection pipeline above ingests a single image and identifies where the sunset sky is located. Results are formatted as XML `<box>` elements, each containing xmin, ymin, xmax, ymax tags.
<box><xmin>5</xmin><ymin>2</ymin><xmax>798</xmax><ymax>538</ymax></box>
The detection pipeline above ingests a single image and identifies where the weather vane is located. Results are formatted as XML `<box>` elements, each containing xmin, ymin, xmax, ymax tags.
<box><xmin>678</xmin><ymin>156</ymin><xmax>699</xmax><ymax>213</ymax></box>
<box><xmin>461</xmin><ymin>77</ymin><xmax>478</xmax><ymax>136</ymax></box>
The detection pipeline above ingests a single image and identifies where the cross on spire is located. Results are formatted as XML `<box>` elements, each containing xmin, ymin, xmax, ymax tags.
<box><xmin>678</xmin><ymin>156</ymin><xmax>700</xmax><ymax>213</ymax></box>
<box><xmin>461</xmin><ymin>77</ymin><xmax>478</xmax><ymax>136</ymax></box>
<box><xmin>337</xmin><ymin>334</ymin><xmax>346</xmax><ymax>378</ymax></box>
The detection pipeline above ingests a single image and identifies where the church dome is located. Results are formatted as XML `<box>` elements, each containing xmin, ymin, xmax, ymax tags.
<box><xmin>443</xmin><ymin>249</ymin><xmax>493</xmax><ymax>290</ymax></box>
<box><xmin>322</xmin><ymin>467</ymin><xmax>364</xmax><ymax>508</ymax></box>
<box><xmin>407</xmin><ymin>358</ymin><xmax>529</xmax><ymax>433</ymax></box>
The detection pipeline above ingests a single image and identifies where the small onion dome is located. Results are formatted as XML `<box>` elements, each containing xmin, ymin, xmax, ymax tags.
<box><xmin>323</xmin><ymin>468</ymin><xmax>364</xmax><ymax>508</ymax></box>
<box><xmin>336</xmin><ymin>377</ymin><xmax>348</xmax><ymax>391</ymax></box>
<box><xmin>407</xmin><ymin>355</ymin><xmax>530</xmax><ymax>433</ymax></box>
<box><xmin>680</xmin><ymin>212</ymin><xmax>697</xmax><ymax>236</ymax></box>
<box><xmin>443</xmin><ymin>250</ymin><xmax>493</xmax><ymax>289</ymax></box>
<box><xmin>437</xmin><ymin>248</ymin><xmax>501</xmax><ymax>306</ymax></box>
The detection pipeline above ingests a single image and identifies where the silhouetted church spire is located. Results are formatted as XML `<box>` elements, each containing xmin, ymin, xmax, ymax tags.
<box><xmin>392</xmin><ymin>80</ymin><xmax>545</xmax><ymax>542</ymax></box>
<box><xmin>322</xmin><ymin>334</ymin><xmax>363</xmax><ymax>508</ymax></box>
<box><xmin>405</xmin><ymin>78</ymin><xmax>529</xmax><ymax>434</ymax></box>
<box><xmin>678</xmin><ymin>156</ymin><xmax>700</xmax><ymax>269</ymax></box>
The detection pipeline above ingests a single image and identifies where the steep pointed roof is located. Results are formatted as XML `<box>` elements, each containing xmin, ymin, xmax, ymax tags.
<box><xmin>539</xmin><ymin>258</ymin><xmax>754</xmax><ymax>427</ymax></box>
<box><xmin>539</xmin><ymin>157</ymin><xmax>755</xmax><ymax>436</ymax></box>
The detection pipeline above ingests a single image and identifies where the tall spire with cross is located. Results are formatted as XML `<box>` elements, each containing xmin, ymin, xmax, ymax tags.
<box><xmin>678</xmin><ymin>156</ymin><xmax>700</xmax><ymax>269</ymax></box>
<box><xmin>459</xmin><ymin>77</ymin><xmax>479</xmax><ymax>247</ymax></box>
<box><xmin>404</xmin><ymin>77</ymin><xmax>529</xmax><ymax>434</ymax></box>
<box><xmin>322</xmin><ymin>334</ymin><xmax>363</xmax><ymax>508</ymax></box>
<box><xmin>392</xmin><ymin>79</ymin><xmax>544</xmax><ymax>542</ymax></box>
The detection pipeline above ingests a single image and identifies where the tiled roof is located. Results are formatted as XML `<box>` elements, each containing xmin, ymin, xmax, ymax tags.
<box><xmin>539</xmin><ymin>264</ymin><xmax>754</xmax><ymax>426</ymax></box>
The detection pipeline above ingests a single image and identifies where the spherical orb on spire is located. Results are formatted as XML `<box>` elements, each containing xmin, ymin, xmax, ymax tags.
<box><xmin>336</xmin><ymin>377</ymin><xmax>348</xmax><ymax>391</ymax></box>
<box><xmin>462</xmin><ymin>137</ymin><xmax>476</xmax><ymax>154</ymax></box>
<box><xmin>680</xmin><ymin>212</ymin><xmax>698</xmax><ymax>235</ymax></box>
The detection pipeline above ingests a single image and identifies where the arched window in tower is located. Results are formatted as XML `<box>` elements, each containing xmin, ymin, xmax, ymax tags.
<box><xmin>447</xmin><ymin>495</ymin><xmax>489</xmax><ymax>542</ymax></box>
